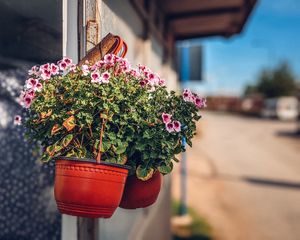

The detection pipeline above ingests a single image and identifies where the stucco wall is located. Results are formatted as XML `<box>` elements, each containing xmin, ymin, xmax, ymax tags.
<box><xmin>96</xmin><ymin>1</ymin><xmax>174</xmax><ymax>239</ymax></box>
<box><xmin>99</xmin><ymin>0</ymin><xmax>178</xmax><ymax>91</ymax></box>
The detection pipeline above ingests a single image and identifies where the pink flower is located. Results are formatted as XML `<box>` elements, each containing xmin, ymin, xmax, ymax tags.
<box><xmin>162</xmin><ymin>113</ymin><xmax>172</xmax><ymax>124</ymax></box>
<box><xmin>138</xmin><ymin>64</ymin><xmax>147</xmax><ymax>72</ymax></box>
<box><xmin>100</xmin><ymin>71</ymin><xmax>110</xmax><ymax>83</ymax></box>
<box><xmin>104</xmin><ymin>54</ymin><xmax>115</xmax><ymax>64</ymax></box>
<box><xmin>35</xmin><ymin>82</ymin><xmax>43</xmax><ymax>92</ymax></box>
<box><xmin>28</xmin><ymin>66</ymin><xmax>39</xmax><ymax>76</ymax></box>
<box><xmin>173</xmin><ymin>121</ymin><xmax>181</xmax><ymax>132</ymax></box>
<box><xmin>40</xmin><ymin>63</ymin><xmax>50</xmax><ymax>71</ymax></box>
<box><xmin>59</xmin><ymin>61</ymin><xmax>68</xmax><ymax>71</ymax></box>
<box><xmin>25</xmin><ymin>78</ymin><xmax>42</xmax><ymax>91</ymax></box>
<box><xmin>26</xmin><ymin>78</ymin><xmax>38</xmax><ymax>89</ymax></box>
<box><xmin>194</xmin><ymin>97</ymin><xmax>207</xmax><ymax>109</ymax></box>
<box><xmin>23</xmin><ymin>95</ymin><xmax>33</xmax><ymax>108</ymax></box>
<box><xmin>68</xmin><ymin>64</ymin><xmax>77</xmax><ymax>72</ymax></box>
<box><xmin>140</xmin><ymin>80</ymin><xmax>147</xmax><ymax>87</ymax></box>
<box><xmin>159</xmin><ymin>78</ymin><xmax>166</xmax><ymax>86</ymax></box>
<box><xmin>81</xmin><ymin>64</ymin><xmax>90</xmax><ymax>76</ymax></box>
<box><xmin>62</xmin><ymin>57</ymin><xmax>72</xmax><ymax>65</ymax></box>
<box><xmin>119</xmin><ymin>59</ymin><xmax>131</xmax><ymax>72</ymax></box>
<box><xmin>166</xmin><ymin>122</ymin><xmax>175</xmax><ymax>133</ymax></box>
<box><xmin>91</xmin><ymin>71</ymin><xmax>101</xmax><ymax>83</ymax></box>
<box><xmin>26</xmin><ymin>89</ymin><xmax>35</xmax><ymax>98</ymax></box>
<box><xmin>183</xmin><ymin>88</ymin><xmax>193</xmax><ymax>102</ymax></box>
<box><xmin>148</xmin><ymin>73</ymin><xmax>155</xmax><ymax>80</ymax></box>
<box><xmin>95</xmin><ymin>60</ymin><xmax>105</xmax><ymax>68</ymax></box>
<box><xmin>14</xmin><ymin>115</ymin><xmax>22</xmax><ymax>125</ymax></box>
<box><xmin>50</xmin><ymin>63</ymin><xmax>59</xmax><ymax>75</ymax></box>
<box><xmin>40</xmin><ymin>69</ymin><xmax>51</xmax><ymax>80</ymax></box>
<box><xmin>130</xmin><ymin>69</ymin><xmax>140</xmax><ymax>78</ymax></box>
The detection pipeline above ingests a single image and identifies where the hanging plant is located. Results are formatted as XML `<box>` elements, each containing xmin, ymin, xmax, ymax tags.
<box><xmin>15</xmin><ymin>54</ymin><xmax>206</xmax><ymax>214</ymax></box>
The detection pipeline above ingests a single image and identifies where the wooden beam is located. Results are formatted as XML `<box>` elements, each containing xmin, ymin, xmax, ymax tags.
<box><xmin>162</xmin><ymin>0</ymin><xmax>244</xmax><ymax>14</ymax></box>
<box><xmin>130</xmin><ymin>0</ymin><xmax>174</xmax><ymax>59</ymax></box>
<box><xmin>174</xmin><ymin>30</ymin><xmax>233</xmax><ymax>40</ymax></box>
<box><xmin>170</xmin><ymin>13</ymin><xmax>237</xmax><ymax>35</ymax></box>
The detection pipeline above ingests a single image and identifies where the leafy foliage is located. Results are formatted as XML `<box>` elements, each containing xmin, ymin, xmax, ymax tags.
<box><xmin>244</xmin><ymin>62</ymin><xmax>297</xmax><ymax>98</ymax></box>
<box><xmin>17</xmin><ymin>55</ymin><xmax>205</xmax><ymax>180</ymax></box>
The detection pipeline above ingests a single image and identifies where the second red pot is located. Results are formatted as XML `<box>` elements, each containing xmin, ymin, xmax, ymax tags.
<box><xmin>119</xmin><ymin>171</ymin><xmax>162</xmax><ymax>209</ymax></box>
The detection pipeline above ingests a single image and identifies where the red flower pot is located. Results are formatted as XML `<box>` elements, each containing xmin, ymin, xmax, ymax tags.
<box><xmin>54</xmin><ymin>157</ymin><xmax>129</xmax><ymax>218</ymax></box>
<box><xmin>119</xmin><ymin>171</ymin><xmax>162</xmax><ymax>209</ymax></box>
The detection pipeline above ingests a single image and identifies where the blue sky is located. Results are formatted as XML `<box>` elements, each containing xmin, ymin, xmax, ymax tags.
<box><xmin>191</xmin><ymin>0</ymin><xmax>300</xmax><ymax>96</ymax></box>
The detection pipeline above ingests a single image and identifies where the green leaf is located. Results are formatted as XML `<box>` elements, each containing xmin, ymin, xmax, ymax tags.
<box><xmin>158</xmin><ymin>162</ymin><xmax>173</xmax><ymax>174</ymax></box>
<box><xmin>46</xmin><ymin>145</ymin><xmax>56</xmax><ymax>156</ymax></box>
<box><xmin>100</xmin><ymin>113</ymin><xmax>108</xmax><ymax>119</ymax></box>
<box><xmin>105</xmin><ymin>157</ymin><xmax>117</xmax><ymax>164</ymax></box>
<box><xmin>101</xmin><ymin>141</ymin><xmax>111</xmax><ymax>152</ymax></box>
<box><xmin>116</xmin><ymin>154</ymin><xmax>127</xmax><ymax>165</ymax></box>
<box><xmin>40</xmin><ymin>153</ymin><xmax>51</xmax><ymax>162</ymax></box>
<box><xmin>193</xmin><ymin>115</ymin><xmax>202</xmax><ymax>121</ymax></box>
<box><xmin>136</xmin><ymin>165</ymin><xmax>154</xmax><ymax>181</ymax></box>
<box><xmin>186</xmin><ymin>138</ymin><xmax>193</xmax><ymax>147</ymax></box>
<box><xmin>174</xmin><ymin>145</ymin><xmax>182</xmax><ymax>154</ymax></box>
<box><xmin>135</xmin><ymin>142</ymin><xmax>146</xmax><ymax>151</ymax></box>
<box><xmin>108</xmin><ymin>132</ymin><xmax>116</xmax><ymax>141</ymax></box>
<box><xmin>115</xmin><ymin>143</ymin><xmax>127</xmax><ymax>154</ymax></box>
<box><xmin>54</xmin><ymin>145</ymin><xmax>63</xmax><ymax>153</ymax></box>
<box><xmin>172</xmin><ymin>156</ymin><xmax>180</xmax><ymax>163</ymax></box>
<box><xmin>61</xmin><ymin>134</ymin><xmax>73</xmax><ymax>148</ymax></box>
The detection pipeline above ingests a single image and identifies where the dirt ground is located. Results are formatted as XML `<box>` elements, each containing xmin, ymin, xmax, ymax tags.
<box><xmin>172</xmin><ymin>111</ymin><xmax>300</xmax><ymax>240</ymax></box>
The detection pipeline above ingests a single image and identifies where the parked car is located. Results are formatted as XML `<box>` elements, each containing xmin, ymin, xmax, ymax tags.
<box><xmin>261</xmin><ymin>97</ymin><xmax>299</xmax><ymax>121</ymax></box>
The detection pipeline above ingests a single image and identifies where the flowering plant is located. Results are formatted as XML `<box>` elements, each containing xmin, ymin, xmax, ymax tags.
<box><xmin>15</xmin><ymin>55</ymin><xmax>205</xmax><ymax>180</ymax></box>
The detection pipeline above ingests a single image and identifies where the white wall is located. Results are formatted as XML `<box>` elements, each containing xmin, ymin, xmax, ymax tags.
<box><xmin>96</xmin><ymin>1</ymin><xmax>174</xmax><ymax>239</ymax></box>
<box><xmin>98</xmin><ymin>0</ymin><xmax>178</xmax><ymax>91</ymax></box>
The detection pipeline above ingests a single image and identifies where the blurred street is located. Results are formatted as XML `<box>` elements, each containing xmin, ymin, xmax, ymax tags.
<box><xmin>173</xmin><ymin>111</ymin><xmax>300</xmax><ymax>240</ymax></box>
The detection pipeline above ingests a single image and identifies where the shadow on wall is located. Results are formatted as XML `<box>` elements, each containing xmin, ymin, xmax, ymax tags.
<box><xmin>0</xmin><ymin>66</ymin><xmax>61</xmax><ymax>240</ymax></box>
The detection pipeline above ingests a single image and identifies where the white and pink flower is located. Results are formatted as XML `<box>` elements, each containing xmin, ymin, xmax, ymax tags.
<box><xmin>130</xmin><ymin>69</ymin><xmax>140</xmax><ymax>78</ymax></box>
<box><xmin>26</xmin><ymin>78</ymin><xmax>38</xmax><ymax>89</ymax></box>
<box><xmin>40</xmin><ymin>69</ymin><xmax>51</xmax><ymax>80</ymax></box>
<box><xmin>140</xmin><ymin>80</ymin><xmax>147</xmax><ymax>87</ymax></box>
<box><xmin>14</xmin><ymin>115</ymin><xmax>22</xmax><ymax>125</ymax></box>
<box><xmin>81</xmin><ymin>64</ymin><xmax>90</xmax><ymax>76</ymax></box>
<box><xmin>159</xmin><ymin>78</ymin><xmax>166</xmax><ymax>86</ymax></box>
<box><xmin>68</xmin><ymin>63</ymin><xmax>77</xmax><ymax>73</ymax></box>
<box><xmin>91</xmin><ymin>71</ymin><xmax>101</xmax><ymax>83</ymax></box>
<box><xmin>28</xmin><ymin>66</ymin><xmax>39</xmax><ymax>76</ymax></box>
<box><xmin>104</xmin><ymin>54</ymin><xmax>115</xmax><ymax>64</ymax></box>
<box><xmin>162</xmin><ymin>113</ymin><xmax>172</xmax><ymax>124</ymax></box>
<box><xmin>58</xmin><ymin>61</ymin><xmax>68</xmax><ymax>71</ymax></box>
<box><xmin>182</xmin><ymin>88</ymin><xmax>193</xmax><ymax>102</ymax></box>
<box><xmin>165</xmin><ymin>122</ymin><xmax>175</xmax><ymax>133</ymax></box>
<box><xmin>35</xmin><ymin>82</ymin><xmax>43</xmax><ymax>92</ymax></box>
<box><xmin>138</xmin><ymin>64</ymin><xmax>147</xmax><ymax>72</ymax></box>
<box><xmin>40</xmin><ymin>63</ymin><xmax>50</xmax><ymax>71</ymax></box>
<box><xmin>50</xmin><ymin>63</ymin><xmax>59</xmax><ymax>75</ymax></box>
<box><xmin>63</xmin><ymin>57</ymin><xmax>72</xmax><ymax>65</ymax></box>
<box><xmin>100</xmin><ymin>71</ymin><xmax>110</xmax><ymax>83</ymax></box>
<box><xmin>194</xmin><ymin>96</ymin><xmax>207</xmax><ymax>109</ymax></box>
<box><xmin>119</xmin><ymin>59</ymin><xmax>131</xmax><ymax>72</ymax></box>
<box><xmin>26</xmin><ymin>89</ymin><xmax>35</xmax><ymax>98</ymax></box>
<box><xmin>22</xmin><ymin>95</ymin><xmax>33</xmax><ymax>108</ymax></box>
<box><xmin>173</xmin><ymin>121</ymin><xmax>181</xmax><ymax>132</ymax></box>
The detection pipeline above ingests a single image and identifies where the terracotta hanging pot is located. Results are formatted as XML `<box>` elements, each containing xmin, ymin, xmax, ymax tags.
<box><xmin>54</xmin><ymin>156</ymin><xmax>130</xmax><ymax>218</ymax></box>
<box><xmin>119</xmin><ymin>171</ymin><xmax>162</xmax><ymax>209</ymax></box>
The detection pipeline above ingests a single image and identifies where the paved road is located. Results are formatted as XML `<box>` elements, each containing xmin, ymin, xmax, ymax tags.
<box><xmin>172</xmin><ymin>111</ymin><xmax>300</xmax><ymax>240</ymax></box>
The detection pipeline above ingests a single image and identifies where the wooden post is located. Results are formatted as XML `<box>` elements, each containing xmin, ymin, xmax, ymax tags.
<box><xmin>77</xmin><ymin>0</ymin><xmax>99</xmax><ymax>238</ymax></box>
<box><xmin>78</xmin><ymin>218</ymin><xmax>99</xmax><ymax>240</ymax></box>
